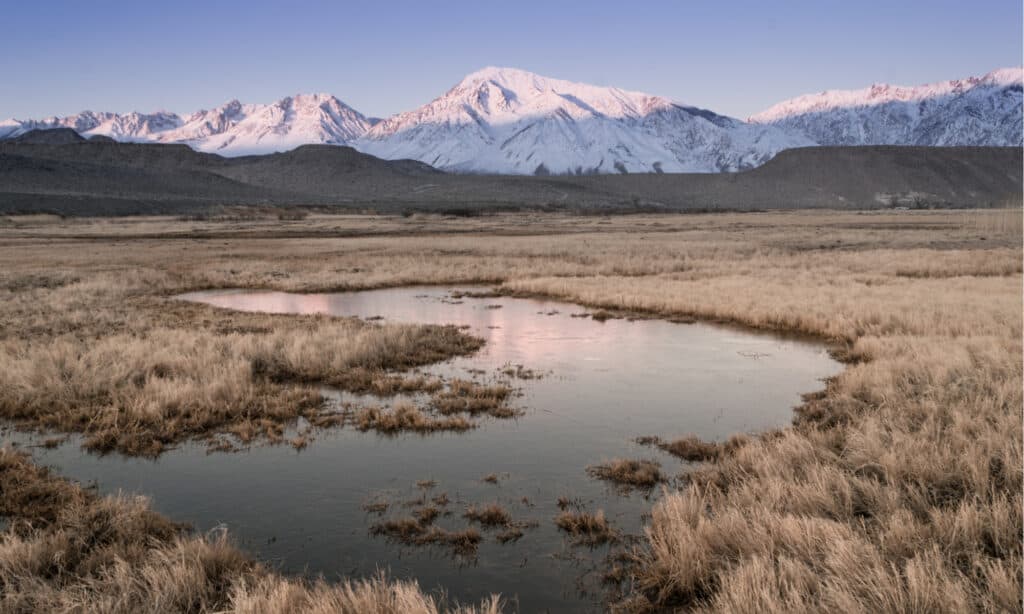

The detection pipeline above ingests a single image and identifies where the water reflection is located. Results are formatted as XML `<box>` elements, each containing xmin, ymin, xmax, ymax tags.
<box><xmin>15</xmin><ymin>287</ymin><xmax>840</xmax><ymax>613</ymax></box>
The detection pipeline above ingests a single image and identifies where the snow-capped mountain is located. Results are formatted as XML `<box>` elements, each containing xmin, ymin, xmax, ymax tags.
<box><xmin>154</xmin><ymin>94</ymin><xmax>371</xmax><ymax>155</ymax></box>
<box><xmin>355</xmin><ymin>67</ymin><xmax>810</xmax><ymax>174</ymax></box>
<box><xmin>0</xmin><ymin>94</ymin><xmax>371</xmax><ymax>155</ymax></box>
<box><xmin>2</xmin><ymin>66</ymin><xmax>1020</xmax><ymax>171</ymax></box>
<box><xmin>749</xmin><ymin>68</ymin><xmax>1023</xmax><ymax>146</ymax></box>
<box><xmin>0</xmin><ymin>110</ymin><xmax>183</xmax><ymax>142</ymax></box>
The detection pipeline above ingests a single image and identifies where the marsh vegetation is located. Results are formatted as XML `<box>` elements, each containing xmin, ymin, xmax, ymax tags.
<box><xmin>0</xmin><ymin>449</ymin><xmax>501</xmax><ymax>613</ymax></box>
<box><xmin>0</xmin><ymin>209</ymin><xmax>1019</xmax><ymax>612</ymax></box>
<box><xmin>554</xmin><ymin>509</ymin><xmax>619</xmax><ymax>546</ymax></box>
<box><xmin>636</xmin><ymin>434</ymin><xmax>751</xmax><ymax>463</ymax></box>
<box><xmin>0</xmin><ymin>304</ymin><xmax>483</xmax><ymax>455</ymax></box>
<box><xmin>587</xmin><ymin>459</ymin><xmax>665</xmax><ymax>491</ymax></box>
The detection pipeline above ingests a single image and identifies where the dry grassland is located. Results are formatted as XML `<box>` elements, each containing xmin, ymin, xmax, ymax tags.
<box><xmin>0</xmin><ymin>208</ymin><xmax>1020</xmax><ymax>612</ymax></box>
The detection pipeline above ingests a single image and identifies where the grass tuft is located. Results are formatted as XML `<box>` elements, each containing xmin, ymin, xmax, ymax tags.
<box><xmin>463</xmin><ymin>503</ymin><xmax>512</xmax><ymax>528</ymax></box>
<box><xmin>555</xmin><ymin>509</ymin><xmax>617</xmax><ymax>545</ymax></box>
<box><xmin>355</xmin><ymin>401</ymin><xmax>474</xmax><ymax>434</ymax></box>
<box><xmin>587</xmin><ymin>458</ymin><xmax>664</xmax><ymax>489</ymax></box>
<box><xmin>431</xmin><ymin>380</ymin><xmax>515</xmax><ymax>417</ymax></box>
<box><xmin>370</xmin><ymin>517</ymin><xmax>482</xmax><ymax>557</ymax></box>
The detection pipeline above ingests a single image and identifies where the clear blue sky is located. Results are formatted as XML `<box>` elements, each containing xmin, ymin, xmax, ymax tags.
<box><xmin>2</xmin><ymin>0</ymin><xmax>1020</xmax><ymax>121</ymax></box>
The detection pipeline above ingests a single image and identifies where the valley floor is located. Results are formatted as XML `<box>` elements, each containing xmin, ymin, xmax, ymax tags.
<box><xmin>0</xmin><ymin>209</ymin><xmax>1020</xmax><ymax>612</ymax></box>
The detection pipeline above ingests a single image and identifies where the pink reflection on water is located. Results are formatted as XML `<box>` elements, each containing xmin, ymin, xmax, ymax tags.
<box><xmin>197</xmin><ymin>291</ymin><xmax>333</xmax><ymax>316</ymax></box>
<box><xmin>182</xmin><ymin>288</ymin><xmax>629</xmax><ymax>372</ymax></box>
<box><xmin>178</xmin><ymin>285</ymin><xmax>838</xmax><ymax>442</ymax></box>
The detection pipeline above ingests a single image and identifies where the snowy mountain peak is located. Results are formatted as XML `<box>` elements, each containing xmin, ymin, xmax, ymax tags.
<box><xmin>157</xmin><ymin>93</ymin><xmax>372</xmax><ymax>155</ymax></box>
<box><xmin>446</xmin><ymin>66</ymin><xmax>675</xmax><ymax>121</ymax></box>
<box><xmin>357</xmin><ymin>67</ymin><xmax>806</xmax><ymax>174</ymax></box>
<box><xmin>0</xmin><ymin>93</ymin><xmax>372</xmax><ymax>155</ymax></box>
<box><xmin>980</xmin><ymin>67</ymin><xmax>1024</xmax><ymax>87</ymax></box>
<box><xmin>458</xmin><ymin>66</ymin><xmax>539</xmax><ymax>86</ymax></box>
<box><xmin>749</xmin><ymin>67</ymin><xmax>1023</xmax><ymax>123</ymax></box>
<box><xmin>747</xmin><ymin>67</ymin><xmax>1022</xmax><ymax>147</ymax></box>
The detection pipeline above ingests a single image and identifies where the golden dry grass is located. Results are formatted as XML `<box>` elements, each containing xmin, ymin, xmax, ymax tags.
<box><xmin>587</xmin><ymin>458</ymin><xmax>665</xmax><ymax>490</ymax></box>
<box><xmin>355</xmin><ymin>401</ymin><xmax>474</xmax><ymax>434</ymax></box>
<box><xmin>430</xmin><ymin>380</ymin><xmax>516</xmax><ymax>417</ymax></box>
<box><xmin>369</xmin><ymin>517</ymin><xmax>482</xmax><ymax>557</ymax></box>
<box><xmin>0</xmin><ymin>318</ymin><xmax>482</xmax><ymax>455</ymax></box>
<box><xmin>0</xmin><ymin>242</ymin><xmax>489</xmax><ymax>454</ymax></box>
<box><xmin>637</xmin><ymin>434</ymin><xmax>752</xmax><ymax>463</ymax></box>
<box><xmin>0</xmin><ymin>208</ymin><xmax>1020</xmax><ymax>611</ymax></box>
<box><xmin>1</xmin><ymin>318</ymin><xmax>483</xmax><ymax>455</ymax></box>
<box><xmin>463</xmin><ymin>503</ymin><xmax>513</xmax><ymax>528</ymax></box>
<box><xmin>228</xmin><ymin>571</ymin><xmax>502</xmax><ymax>614</ymax></box>
<box><xmin>555</xmin><ymin>509</ymin><xmax>618</xmax><ymax>545</ymax></box>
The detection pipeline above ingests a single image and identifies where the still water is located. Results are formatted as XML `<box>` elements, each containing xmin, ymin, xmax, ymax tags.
<box><xmin>11</xmin><ymin>287</ymin><xmax>841</xmax><ymax>612</ymax></box>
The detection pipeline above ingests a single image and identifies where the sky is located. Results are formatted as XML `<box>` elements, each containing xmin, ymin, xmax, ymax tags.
<box><xmin>2</xmin><ymin>0</ymin><xmax>1021</xmax><ymax>121</ymax></box>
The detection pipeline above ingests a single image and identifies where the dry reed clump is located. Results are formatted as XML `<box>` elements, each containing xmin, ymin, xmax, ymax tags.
<box><xmin>0</xmin><ymin>449</ymin><xmax>501</xmax><ymax>613</ymax></box>
<box><xmin>414</xmin><ymin>506</ymin><xmax>442</xmax><ymax>524</ymax></box>
<box><xmin>495</xmin><ymin>528</ymin><xmax>524</xmax><ymax>544</ymax></box>
<box><xmin>500</xmin><ymin>363</ymin><xmax>543</xmax><ymax>380</ymax></box>
<box><xmin>587</xmin><ymin>459</ymin><xmax>665</xmax><ymax>490</ymax></box>
<box><xmin>0</xmin><ymin>448</ymin><xmax>94</xmax><ymax>527</ymax></box>
<box><xmin>370</xmin><ymin>517</ymin><xmax>482</xmax><ymax>557</ymax></box>
<box><xmin>589</xmin><ymin>310</ymin><xmax>622</xmax><ymax>322</ymax></box>
<box><xmin>362</xmin><ymin>501</ymin><xmax>389</xmax><ymax>515</ymax></box>
<box><xmin>228</xmin><ymin>571</ymin><xmax>503</xmax><ymax>614</ymax></box>
<box><xmin>637</xmin><ymin>434</ymin><xmax>752</xmax><ymax>463</ymax></box>
<box><xmin>289</xmin><ymin>433</ymin><xmax>309</xmax><ymax>450</ymax></box>
<box><xmin>350</xmin><ymin>373</ymin><xmax>446</xmax><ymax>396</ymax></box>
<box><xmin>355</xmin><ymin>401</ymin><xmax>474</xmax><ymax>434</ymax></box>
<box><xmin>463</xmin><ymin>503</ymin><xmax>512</xmax><ymax>528</ymax></box>
<box><xmin>554</xmin><ymin>509</ymin><xmax>618</xmax><ymax>546</ymax></box>
<box><xmin>462</xmin><ymin>502</ymin><xmax>539</xmax><ymax>544</ymax></box>
<box><xmin>352</xmin><ymin>375</ymin><xmax>526</xmax><ymax>434</ymax></box>
<box><xmin>430</xmin><ymin>379</ymin><xmax>516</xmax><ymax>418</ymax></box>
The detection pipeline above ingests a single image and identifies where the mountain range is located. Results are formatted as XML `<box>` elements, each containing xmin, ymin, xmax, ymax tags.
<box><xmin>356</xmin><ymin>67</ymin><xmax>810</xmax><ymax>173</ymax></box>
<box><xmin>1</xmin><ymin>67</ymin><xmax>1020</xmax><ymax>174</ymax></box>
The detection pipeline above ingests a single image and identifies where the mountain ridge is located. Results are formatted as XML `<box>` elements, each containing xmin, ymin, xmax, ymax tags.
<box><xmin>355</xmin><ymin>66</ymin><xmax>810</xmax><ymax>174</ymax></box>
<box><xmin>749</xmin><ymin>67</ymin><xmax>1022</xmax><ymax>147</ymax></box>
<box><xmin>0</xmin><ymin>94</ymin><xmax>372</xmax><ymax>156</ymax></box>
<box><xmin>1</xmin><ymin>140</ymin><xmax>1018</xmax><ymax>216</ymax></box>
<box><xmin>2</xmin><ymin>66</ymin><xmax>1020</xmax><ymax>172</ymax></box>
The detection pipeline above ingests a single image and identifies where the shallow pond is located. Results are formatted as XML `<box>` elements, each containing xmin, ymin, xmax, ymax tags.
<box><xmin>10</xmin><ymin>287</ymin><xmax>841</xmax><ymax>612</ymax></box>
